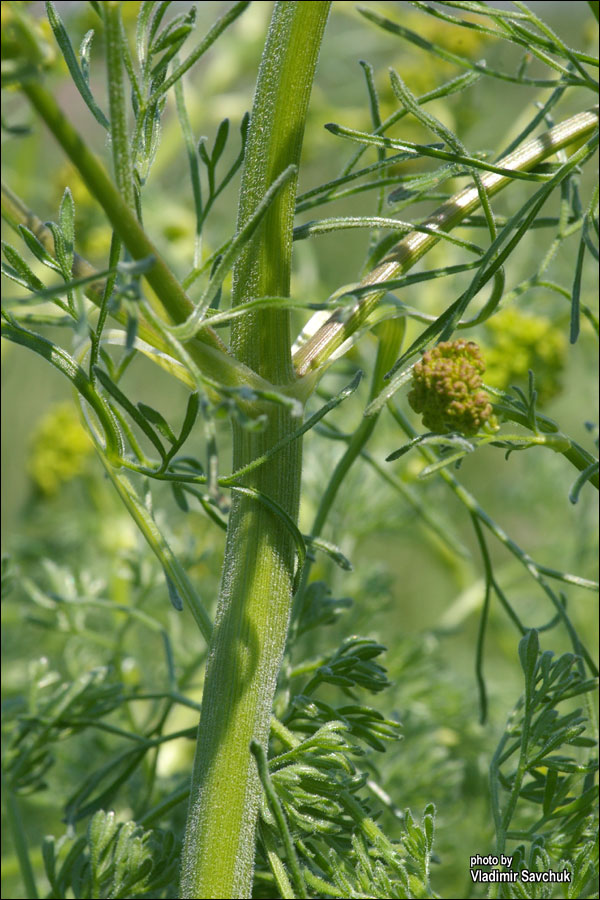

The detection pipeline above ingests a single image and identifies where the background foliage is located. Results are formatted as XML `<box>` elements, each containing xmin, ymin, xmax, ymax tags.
<box><xmin>1</xmin><ymin>2</ymin><xmax>598</xmax><ymax>898</ymax></box>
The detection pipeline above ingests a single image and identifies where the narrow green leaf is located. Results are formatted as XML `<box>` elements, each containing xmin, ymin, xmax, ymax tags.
<box><xmin>304</xmin><ymin>535</ymin><xmax>353</xmax><ymax>571</ymax></box>
<box><xmin>569</xmin><ymin>461</ymin><xmax>599</xmax><ymax>504</ymax></box>
<box><xmin>293</xmin><ymin>215</ymin><xmax>482</xmax><ymax>255</ymax></box>
<box><xmin>171</xmin><ymin>482</ymin><xmax>189</xmax><ymax>513</ymax></box>
<box><xmin>1</xmin><ymin>260</ymin><xmax>149</xmax><ymax>307</ymax></box>
<box><xmin>357</xmin><ymin>5</ymin><xmax>577</xmax><ymax>89</ymax></box>
<box><xmin>174</xmin><ymin>69</ymin><xmax>202</xmax><ymax>263</ymax></box>
<box><xmin>1</xmin><ymin>242</ymin><xmax>44</xmax><ymax>291</ymax></box>
<box><xmin>325</xmin><ymin>122</ymin><xmax>551</xmax><ymax>183</ymax></box>
<box><xmin>147</xmin><ymin>1</ymin><xmax>251</xmax><ymax>104</ymax></box>
<box><xmin>55</xmin><ymin>836</ymin><xmax>87</xmax><ymax>895</ymax></box>
<box><xmin>136</xmin><ymin>1</ymin><xmax>158</xmax><ymax>70</ymax></box>
<box><xmin>88</xmin><ymin>810</ymin><xmax>118</xmax><ymax>870</ymax></box>
<box><xmin>359</xmin><ymin>59</ymin><xmax>382</xmax><ymax>132</ymax></box>
<box><xmin>297</xmin><ymin>150</ymin><xmax>443</xmax><ymax>209</ymax></box>
<box><xmin>165</xmin><ymin>572</ymin><xmax>183</xmax><ymax>611</ymax></box>
<box><xmin>422</xmin><ymin>804</ymin><xmax>435</xmax><ymax>853</ymax></box>
<box><xmin>93</xmin><ymin>366</ymin><xmax>166</xmax><ymax>460</ymax></box>
<box><xmin>151</xmin><ymin>9</ymin><xmax>195</xmax><ymax>56</ymax></box>
<box><xmin>197</xmin><ymin>138</ymin><xmax>211</xmax><ymax>169</ymax></box>
<box><xmin>150</xmin><ymin>20</ymin><xmax>197</xmax><ymax>80</ymax></box>
<box><xmin>64</xmin><ymin>748</ymin><xmax>147</xmax><ymax>823</ymax></box>
<box><xmin>125</xmin><ymin>311</ymin><xmax>138</xmax><ymax>351</ymax></box>
<box><xmin>212</xmin><ymin>118</ymin><xmax>230</xmax><ymax>166</ymax></box>
<box><xmin>148</xmin><ymin>1</ymin><xmax>173</xmax><ymax>50</ymax></box>
<box><xmin>1</xmin><ymin>316</ymin><xmax>124</xmax><ymax>462</ymax></box>
<box><xmin>45</xmin><ymin>222</ymin><xmax>71</xmax><ymax>283</ymax></box>
<box><xmin>78</xmin><ymin>30</ymin><xmax>94</xmax><ymax>85</ymax></box>
<box><xmin>58</xmin><ymin>187</ymin><xmax>75</xmax><ymax>271</ymax></box>
<box><xmin>518</xmin><ymin>629</ymin><xmax>540</xmax><ymax>695</ymax></box>
<box><xmin>570</xmin><ymin>231</ymin><xmax>585</xmax><ymax>343</ymax></box>
<box><xmin>137</xmin><ymin>402</ymin><xmax>177</xmax><ymax>444</ymax></box>
<box><xmin>174</xmin><ymin>392</ymin><xmax>200</xmax><ymax>450</ymax></box>
<box><xmin>169</xmin><ymin>164</ymin><xmax>297</xmax><ymax>338</ymax></box>
<box><xmin>41</xmin><ymin>837</ymin><xmax>58</xmax><ymax>896</ymax></box>
<box><xmin>17</xmin><ymin>225</ymin><xmax>61</xmax><ymax>273</ymax></box>
<box><xmin>103</xmin><ymin>467</ymin><xmax>212</xmax><ymax>640</ymax></box>
<box><xmin>45</xmin><ymin>1</ymin><xmax>109</xmax><ymax>129</ymax></box>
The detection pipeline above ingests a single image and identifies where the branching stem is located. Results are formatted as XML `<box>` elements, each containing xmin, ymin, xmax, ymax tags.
<box><xmin>293</xmin><ymin>107</ymin><xmax>599</xmax><ymax>375</ymax></box>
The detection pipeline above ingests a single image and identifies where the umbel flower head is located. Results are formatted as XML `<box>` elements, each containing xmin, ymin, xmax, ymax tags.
<box><xmin>408</xmin><ymin>339</ymin><xmax>494</xmax><ymax>436</ymax></box>
<box><xmin>28</xmin><ymin>403</ymin><xmax>92</xmax><ymax>496</ymax></box>
<box><xmin>483</xmin><ymin>307</ymin><xmax>566</xmax><ymax>406</ymax></box>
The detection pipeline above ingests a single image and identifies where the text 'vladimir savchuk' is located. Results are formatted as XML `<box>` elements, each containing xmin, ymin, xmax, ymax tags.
<box><xmin>469</xmin><ymin>855</ymin><xmax>571</xmax><ymax>884</ymax></box>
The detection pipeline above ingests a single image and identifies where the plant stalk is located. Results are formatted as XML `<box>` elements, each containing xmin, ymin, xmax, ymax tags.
<box><xmin>17</xmin><ymin>78</ymin><xmax>279</xmax><ymax>397</ymax></box>
<box><xmin>2</xmin><ymin>776</ymin><xmax>39</xmax><ymax>900</ymax></box>
<box><xmin>180</xmin><ymin>4</ymin><xmax>330</xmax><ymax>898</ymax></box>
<box><xmin>0</xmin><ymin>181</ymin><xmax>270</xmax><ymax>395</ymax></box>
<box><xmin>293</xmin><ymin>318</ymin><xmax>405</xmax><ymax>619</ymax></box>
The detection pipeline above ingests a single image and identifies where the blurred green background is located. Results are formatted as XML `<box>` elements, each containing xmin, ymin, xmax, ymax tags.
<box><xmin>2</xmin><ymin>2</ymin><xmax>598</xmax><ymax>898</ymax></box>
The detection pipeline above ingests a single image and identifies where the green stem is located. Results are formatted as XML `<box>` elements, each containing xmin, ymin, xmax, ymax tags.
<box><xmin>251</xmin><ymin>740</ymin><xmax>307</xmax><ymax>899</ymax></box>
<box><xmin>389</xmin><ymin>404</ymin><xmax>599</xmax><ymax>672</ymax></box>
<box><xmin>97</xmin><ymin>459</ymin><xmax>213</xmax><ymax>643</ymax></box>
<box><xmin>491</xmin><ymin>401</ymin><xmax>599</xmax><ymax>489</ymax></box>
<box><xmin>293</xmin><ymin>107</ymin><xmax>599</xmax><ymax>376</ymax></box>
<box><xmin>258</xmin><ymin>821</ymin><xmax>297</xmax><ymax>900</ymax></box>
<box><xmin>2</xmin><ymin>775</ymin><xmax>39</xmax><ymax>900</ymax></box>
<box><xmin>18</xmin><ymin>79</ymin><xmax>269</xmax><ymax>395</ymax></box>
<box><xmin>0</xmin><ymin>181</ymin><xmax>266</xmax><ymax>394</ymax></box>
<box><xmin>293</xmin><ymin>319</ymin><xmax>404</xmax><ymax>618</ymax></box>
<box><xmin>180</xmin><ymin>5</ymin><xmax>330</xmax><ymax>898</ymax></box>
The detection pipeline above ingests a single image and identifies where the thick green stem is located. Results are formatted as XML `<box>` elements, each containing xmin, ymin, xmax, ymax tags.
<box><xmin>180</xmin><ymin>4</ymin><xmax>330</xmax><ymax>898</ymax></box>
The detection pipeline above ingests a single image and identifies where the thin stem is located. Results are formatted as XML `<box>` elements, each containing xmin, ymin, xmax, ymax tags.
<box><xmin>2</xmin><ymin>776</ymin><xmax>39</xmax><ymax>900</ymax></box>
<box><xmin>389</xmin><ymin>404</ymin><xmax>599</xmax><ymax>673</ymax></box>
<box><xmin>293</xmin><ymin>319</ymin><xmax>404</xmax><ymax>622</ymax></box>
<box><xmin>96</xmin><ymin>454</ymin><xmax>213</xmax><ymax>643</ymax></box>
<box><xmin>90</xmin><ymin>231</ymin><xmax>121</xmax><ymax>381</ymax></box>
<box><xmin>258</xmin><ymin>822</ymin><xmax>297</xmax><ymax>900</ymax></box>
<box><xmin>0</xmin><ymin>180</ymin><xmax>271</xmax><ymax>394</ymax></box>
<box><xmin>18</xmin><ymin>79</ymin><xmax>242</xmax><ymax>376</ymax></box>
<box><xmin>251</xmin><ymin>740</ymin><xmax>307</xmax><ymax>899</ymax></box>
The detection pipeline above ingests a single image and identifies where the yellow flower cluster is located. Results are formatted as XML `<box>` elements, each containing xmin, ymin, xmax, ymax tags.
<box><xmin>483</xmin><ymin>308</ymin><xmax>567</xmax><ymax>405</ymax></box>
<box><xmin>28</xmin><ymin>403</ymin><xmax>92</xmax><ymax>496</ymax></box>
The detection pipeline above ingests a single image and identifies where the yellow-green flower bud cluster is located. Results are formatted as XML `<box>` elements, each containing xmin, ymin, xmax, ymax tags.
<box><xmin>483</xmin><ymin>308</ymin><xmax>566</xmax><ymax>405</ymax></box>
<box><xmin>28</xmin><ymin>404</ymin><xmax>93</xmax><ymax>497</ymax></box>
<box><xmin>408</xmin><ymin>340</ymin><xmax>494</xmax><ymax>436</ymax></box>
